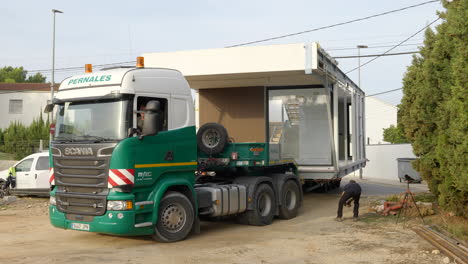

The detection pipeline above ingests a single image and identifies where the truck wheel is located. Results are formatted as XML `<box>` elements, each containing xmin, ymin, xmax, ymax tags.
<box><xmin>238</xmin><ymin>183</ymin><xmax>276</xmax><ymax>226</ymax></box>
<box><xmin>336</xmin><ymin>179</ymin><xmax>342</xmax><ymax>188</ymax></box>
<box><xmin>278</xmin><ymin>180</ymin><xmax>301</xmax><ymax>219</ymax></box>
<box><xmin>153</xmin><ymin>191</ymin><xmax>194</xmax><ymax>243</ymax></box>
<box><xmin>197</xmin><ymin>123</ymin><xmax>228</xmax><ymax>154</ymax></box>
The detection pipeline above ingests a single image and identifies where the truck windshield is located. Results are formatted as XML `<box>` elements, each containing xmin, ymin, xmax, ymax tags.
<box><xmin>54</xmin><ymin>98</ymin><xmax>131</xmax><ymax>142</ymax></box>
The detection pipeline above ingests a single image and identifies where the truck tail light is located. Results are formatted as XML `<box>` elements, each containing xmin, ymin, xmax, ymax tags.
<box><xmin>231</xmin><ymin>152</ymin><xmax>239</xmax><ymax>160</ymax></box>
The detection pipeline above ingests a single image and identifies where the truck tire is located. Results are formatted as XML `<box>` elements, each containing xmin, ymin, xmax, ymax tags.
<box><xmin>152</xmin><ymin>191</ymin><xmax>194</xmax><ymax>243</ymax></box>
<box><xmin>197</xmin><ymin>123</ymin><xmax>228</xmax><ymax>154</ymax></box>
<box><xmin>278</xmin><ymin>180</ymin><xmax>301</xmax><ymax>219</ymax></box>
<box><xmin>237</xmin><ymin>183</ymin><xmax>276</xmax><ymax>226</ymax></box>
<box><xmin>335</xmin><ymin>179</ymin><xmax>342</xmax><ymax>188</ymax></box>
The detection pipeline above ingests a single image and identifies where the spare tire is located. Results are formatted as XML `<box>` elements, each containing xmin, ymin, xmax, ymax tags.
<box><xmin>197</xmin><ymin>123</ymin><xmax>229</xmax><ymax>154</ymax></box>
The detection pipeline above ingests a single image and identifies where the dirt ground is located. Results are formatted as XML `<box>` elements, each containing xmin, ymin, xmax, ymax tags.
<box><xmin>0</xmin><ymin>187</ymin><xmax>450</xmax><ymax>264</ymax></box>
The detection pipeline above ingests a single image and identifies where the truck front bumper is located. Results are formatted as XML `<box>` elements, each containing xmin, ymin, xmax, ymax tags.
<box><xmin>49</xmin><ymin>205</ymin><xmax>154</xmax><ymax>236</ymax></box>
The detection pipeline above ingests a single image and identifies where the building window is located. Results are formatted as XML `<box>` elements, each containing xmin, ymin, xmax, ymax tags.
<box><xmin>9</xmin><ymin>99</ymin><xmax>23</xmax><ymax>114</ymax></box>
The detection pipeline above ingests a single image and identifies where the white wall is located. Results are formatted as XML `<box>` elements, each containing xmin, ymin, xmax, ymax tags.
<box><xmin>365</xmin><ymin>97</ymin><xmax>397</xmax><ymax>145</ymax></box>
<box><xmin>362</xmin><ymin>144</ymin><xmax>415</xmax><ymax>181</ymax></box>
<box><xmin>0</xmin><ymin>92</ymin><xmax>50</xmax><ymax>129</ymax></box>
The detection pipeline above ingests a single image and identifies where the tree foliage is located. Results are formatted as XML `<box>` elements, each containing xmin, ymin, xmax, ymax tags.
<box><xmin>0</xmin><ymin>113</ymin><xmax>50</xmax><ymax>160</ymax></box>
<box><xmin>0</xmin><ymin>66</ymin><xmax>46</xmax><ymax>83</ymax></box>
<box><xmin>398</xmin><ymin>0</ymin><xmax>467</xmax><ymax>216</ymax></box>
<box><xmin>383</xmin><ymin>125</ymin><xmax>409</xmax><ymax>144</ymax></box>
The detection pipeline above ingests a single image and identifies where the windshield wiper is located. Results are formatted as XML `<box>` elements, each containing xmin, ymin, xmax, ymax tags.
<box><xmin>77</xmin><ymin>135</ymin><xmax>117</xmax><ymax>142</ymax></box>
<box><xmin>53</xmin><ymin>137</ymin><xmax>77</xmax><ymax>143</ymax></box>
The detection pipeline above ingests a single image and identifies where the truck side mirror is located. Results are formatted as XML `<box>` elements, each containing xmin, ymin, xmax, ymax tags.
<box><xmin>140</xmin><ymin>101</ymin><xmax>162</xmax><ymax>139</ymax></box>
<box><xmin>44</xmin><ymin>104</ymin><xmax>54</xmax><ymax>113</ymax></box>
<box><xmin>127</xmin><ymin>127</ymin><xmax>139</xmax><ymax>137</ymax></box>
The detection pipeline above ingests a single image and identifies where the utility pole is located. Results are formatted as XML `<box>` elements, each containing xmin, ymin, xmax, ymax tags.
<box><xmin>50</xmin><ymin>9</ymin><xmax>63</xmax><ymax>143</ymax></box>
<box><xmin>51</xmin><ymin>9</ymin><xmax>63</xmax><ymax>104</ymax></box>
<box><xmin>356</xmin><ymin>45</ymin><xmax>367</xmax><ymax>179</ymax></box>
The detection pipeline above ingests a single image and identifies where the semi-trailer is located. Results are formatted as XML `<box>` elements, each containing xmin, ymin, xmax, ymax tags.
<box><xmin>47</xmin><ymin>43</ymin><xmax>366</xmax><ymax>242</ymax></box>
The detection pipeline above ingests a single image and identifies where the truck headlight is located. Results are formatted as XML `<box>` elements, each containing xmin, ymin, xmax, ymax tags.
<box><xmin>107</xmin><ymin>200</ymin><xmax>133</xmax><ymax>211</ymax></box>
<box><xmin>49</xmin><ymin>196</ymin><xmax>56</xmax><ymax>205</ymax></box>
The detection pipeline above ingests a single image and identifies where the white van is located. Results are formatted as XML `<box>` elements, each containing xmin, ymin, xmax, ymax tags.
<box><xmin>0</xmin><ymin>152</ymin><xmax>50</xmax><ymax>197</ymax></box>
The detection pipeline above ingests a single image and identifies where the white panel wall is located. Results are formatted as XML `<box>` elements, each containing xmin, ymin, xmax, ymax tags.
<box><xmin>0</xmin><ymin>92</ymin><xmax>50</xmax><ymax>129</ymax></box>
<box><xmin>361</xmin><ymin>144</ymin><xmax>415</xmax><ymax>181</ymax></box>
<box><xmin>365</xmin><ymin>97</ymin><xmax>397</xmax><ymax>144</ymax></box>
<box><xmin>144</xmin><ymin>43</ymin><xmax>306</xmax><ymax>77</ymax></box>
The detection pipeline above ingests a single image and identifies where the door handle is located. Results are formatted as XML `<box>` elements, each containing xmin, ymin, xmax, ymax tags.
<box><xmin>35</xmin><ymin>174</ymin><xmax>37</xmax><ymax>179</ymax></box>
<box><xmin>164</xmin><ymin>151</ymin><xmax>174</xmax><ymax>161</ymax></box>
<box><xmin>25</xmin><ymin>174</ymin><xmax>29</xmax><ymax>176</ymax></box>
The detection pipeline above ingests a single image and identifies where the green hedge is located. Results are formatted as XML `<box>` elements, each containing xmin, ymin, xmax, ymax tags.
<box><xmin>399</xmin><ymin>0</ymin><xmax>467</xmax><ymax>216</ymax></box>
<box><xmin>0</xmin><ymin>113</ymin><xmax>50</xmax><ymax>160</ymax></box>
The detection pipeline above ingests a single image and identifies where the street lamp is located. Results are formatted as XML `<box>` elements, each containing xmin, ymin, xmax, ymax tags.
<box><xmin>51</xmin><ymin>9</ymin><xmax>63</xmax><ymax>103</ymax></box>
<box><xmin>356</xmin><ymin>45</ymin><xmax>368</xmax><ymax>89</ymax></box>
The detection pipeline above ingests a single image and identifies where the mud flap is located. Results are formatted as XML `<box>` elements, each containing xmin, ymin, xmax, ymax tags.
<box><xmin>191</xmin><ymin>216</ymin><xmax>201</xmax><ymax>235</ymax></box>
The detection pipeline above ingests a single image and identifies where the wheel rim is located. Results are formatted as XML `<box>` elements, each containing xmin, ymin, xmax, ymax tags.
<box><xmin>202</xmin><ymin>128</ymin><xmax>221</xmax><ymax>148</ymax></box>
<box><xmin>161</xmin><ymin>203</ymin><xmax>187</xmax><ymax>233</ymax></box>
<box><xmin>257</xmin><ymin>192</ymin><xmax>272</xmax><ymax>217</ymax></box>
<box><xmin>285</xmin><ymin>188</ymin><xmax>297</xmax><ymax>210</ymax></box>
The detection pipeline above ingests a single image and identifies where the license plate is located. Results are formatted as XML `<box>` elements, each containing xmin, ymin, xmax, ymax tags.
<box><xmin>71</xmin><ymin>223</ymin><xmax>90</xmax><ymax>231</ymax></box>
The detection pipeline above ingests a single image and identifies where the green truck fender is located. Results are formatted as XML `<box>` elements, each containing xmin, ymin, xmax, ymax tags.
<box><xmin>149</xmin><ymin>176</ymin><xmax>198</xmax><ymax>224</ymax></box>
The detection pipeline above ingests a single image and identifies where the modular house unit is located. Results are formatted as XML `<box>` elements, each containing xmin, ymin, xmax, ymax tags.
<box><xmin>143</xmin><ymin>43</ymin><xmax>366</xmax><ymax>184</ymax></box>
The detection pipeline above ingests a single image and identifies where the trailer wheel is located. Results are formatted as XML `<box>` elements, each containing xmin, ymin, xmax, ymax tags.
<box><xmin>197</xmin><ymin>123</ymin><xmax>229</xmax><ymax>154</ymax></box>
<box><xmin>317</xmin><ymin>182</ymin><xmax>329</xmax><ymax>193</ymax></box>
<box><xmin>153</xmin><ymin>191</ymin><xmax>194</xmax><ymax>243</ymax></box>
<box><xmin>238</xmin><ymin>183</ymin><xmax>276</xmax><ymax>226</ymax></box>
<box><xmin>330</xmin><ymin>179</ymin><xmax>340</xmax><ymax>189</ymax></box>
<box><xmin>278</xmin><ymin>180</ymin><xmax>301</xmax><ymax>219</ymax></box>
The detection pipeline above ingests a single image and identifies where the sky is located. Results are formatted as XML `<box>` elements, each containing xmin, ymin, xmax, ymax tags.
<box><xmin>0</xmin><ymin>0</ymin><xmax>443</xmax><ymax>105</ymax></box>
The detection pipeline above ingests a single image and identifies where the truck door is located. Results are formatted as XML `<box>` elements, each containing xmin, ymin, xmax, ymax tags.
<box><xmin>34</xmin><ymin>156</ymin><xmax>50</xmax><ymax>189</ymax></box>
<box><xmin>15</xmin><ymin>158</ymin><xmax>34</xmax><ymax>189</ymax></box>
<box><xmin>133</xmin><ymin>96</ymin><xmax>172</xmax><ymax>185</ymax></box>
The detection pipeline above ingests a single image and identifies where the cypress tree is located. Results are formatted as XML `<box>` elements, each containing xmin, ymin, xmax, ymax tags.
<box><xmin>399</xmin><ymin>0</ymin><xmax>467</xmax><ymax>216</ymax></box>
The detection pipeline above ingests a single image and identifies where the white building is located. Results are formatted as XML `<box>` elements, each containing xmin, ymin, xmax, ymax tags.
<box><xmin>365</xmin><ymin>96</ymin><xmax>398</xmax><ymax>145</ymax></box>
<box><xmin>0</xmin><ymin>83</ymin><xmax>58</xmax><ymax>129</ymax></box>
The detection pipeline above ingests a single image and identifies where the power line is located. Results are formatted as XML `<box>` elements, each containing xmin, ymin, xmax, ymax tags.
<box><xmin>27</xmin><ymin>61</ymin><xmax>135</xmax><ymax>74</ymax></box>
<box><xmin>12</xmin><ymin>2</ymin><xmax>439</xmax><ymax>81</ymax></box>
<box><xmin>334</xmin><ymin>51</ymin><xmax>419</xmax><ymax>59</ymax></box>
<box><xmin>326</xmin><ymin>43</ymin><xmax>423</xmax><ymax>51</ymax></box>
<box><xmin>19</xmin><ymin>41</ymin><xmax>424</xmax><ymax>76</ymax></box>
<box><xmin>225</xmin><ymin>0</ymin><xmax>439</xmax><ymax>48</ymax></box>
<box><xmin>366</xmin><ymin>88</ymin><xmax>403</xmax><ymax>97</ymax></box>
<box><xmin>345</xmin><ymin>17</ymin><xmax>440</xmax><ymax>74</ymax></box>
<box><xmin>0</xmin><ymin>87</ymin><xmax>57</xmax><ymax>95</ymax></box>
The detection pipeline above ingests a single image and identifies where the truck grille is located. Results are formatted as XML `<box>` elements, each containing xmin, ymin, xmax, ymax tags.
<box><xmin>56</xmin><ymin>193</ymin><xmax>107</xmax><ymax>216</ymax></box>
<box><xmin>52</xmin><ymin>143</ymin><xmax>115</xmax><ymax>216</ymax></box>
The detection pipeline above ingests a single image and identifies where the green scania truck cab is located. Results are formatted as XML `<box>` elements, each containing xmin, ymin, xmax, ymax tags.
<box><xmin>47</xmin><ymin>61</ymin><xmax>302</xmax><ymax>242</ymax></box>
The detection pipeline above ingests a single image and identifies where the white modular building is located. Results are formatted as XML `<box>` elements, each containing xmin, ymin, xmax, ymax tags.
<box><xmin>143</xmin><ymin>43</ymin><xmax>366</xmax><ymax>181</ymax></box>
<box><xmin>0</xmin><ymin>83</ymin><xmax>58</xmax><ymax>129</ymax></box>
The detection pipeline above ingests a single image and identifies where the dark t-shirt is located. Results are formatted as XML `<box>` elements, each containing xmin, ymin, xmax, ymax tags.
<box><xmin>343</xmin><ymin>182</ymin><xmax>361</xmax><ymax>194</ymax></box>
